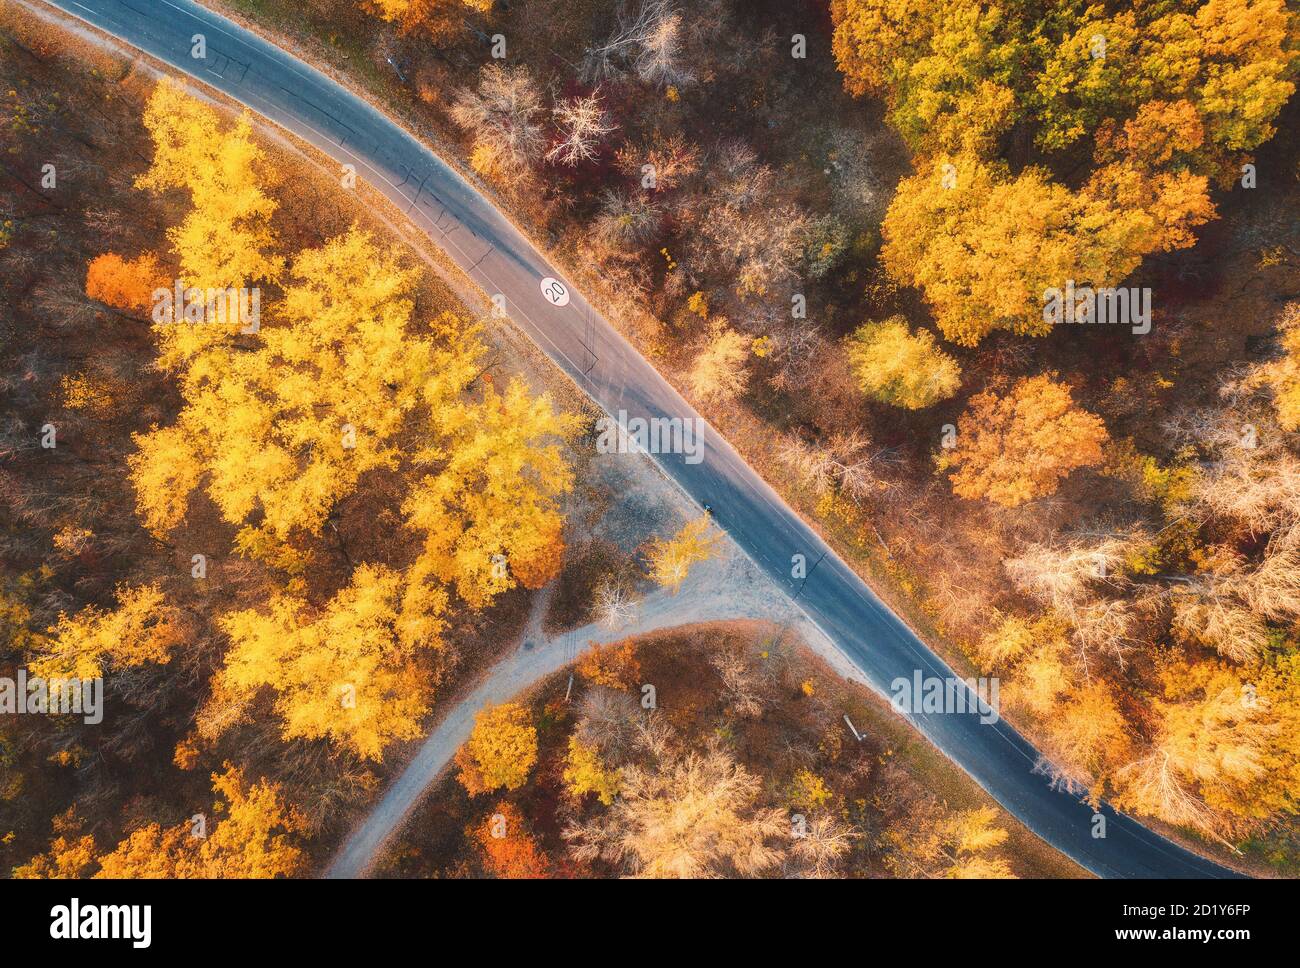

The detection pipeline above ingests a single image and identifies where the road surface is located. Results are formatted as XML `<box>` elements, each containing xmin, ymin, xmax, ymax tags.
<box><xmin>40</xmin><ymin>0</ymin><xmax>1241</xmax><ymax>878</ymax></box>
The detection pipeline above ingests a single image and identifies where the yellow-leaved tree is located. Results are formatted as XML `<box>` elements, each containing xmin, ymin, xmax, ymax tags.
<box><xmin>1002</xmin><ymin>640</ymin><xmax>1075</xmax><ymax>718</ymax></box>
<box><xmin>93</xmin><ymin>764</ymin><xmax>305</xmax><ymax>878</ymax></box>
<box><xmin>129</xmin><ymin>223</ymin><xmax>576</xmax><ymax>761</ymax></box>
<box><xmin>1041</xmin><ymin>681</ymin><xmax>1133</xmax><ymax>802</ymax></box>
<box><xmin>881</xmin><ymin>156</ymin><xmax>1150</xmax><ymax>346</ymax></box>
<box><xmin>1252</xmin><ymin>302</ymin><xmax>1300</xmax><ymax>430</ymax></box>
<box><xmin>218</xmin><ymin>564</ymin><xmax>441</xmax><ymax>761</ymax></box>
<box><xmin>687</xmin><ymin>322</ymin><xmax>750</xmax><ymax>403</ymax></box>
<box><xmin>18</xmin><ymin>767</ymin><xmax>304</xmax><ymax>879</ymax></box>
<box><xmin>845</xmin><ymin>315</ymin><xmax>961</xmax><ymax>409</ymax></box>
<box><xmin>885</xmin><ymin>805</ymin><xmax>1015</xmax><ymax>879</ymax></box>
<box><xmin>403</xmin><ymin>377</ymin><xmax>579</xmax><ymax>609</ymax></box>
<box><xmin>128</xmin><ymin>86</ymin><xmax>580</xmax><ymax>766</ymax></box>
<box><xmin>135</xmin><ymin>79</ymin><xmax>283</xmax><ymax>371</ymax></box>
<box><xmin>938</xmin><ymin>375</ymin><xmax>1109</xmax><ymax>507</ymax></box>
<box><xmin>130</xmin><ymin>227</ymin><xmax>481</xmax><ymax>549</ymax></box>
<box><xmin>365</xmin><ymin>0</ymin><xmax>493</xmax><ymax>31</ymax></box>
<box><xmin>29</xmin><ymin>583</ymin><xmax>184</xmax><ymax>681</ymax></box>
<box><xmin>1114</xmin><ymin>657</ymin><xmax>1299</xmax><ymax>834</ymax></box>
<box><xmin>563</xmin><ymin>736</ymin><xmax>622</xmax><ymax>805</ymax></box>
<box><xmin>456</xmin><ymin>702</ymin><xmax>538</xmax><ymax>795</ymax></box>
<box><xmin>11</xmin><ymin>809</ymin><xmax>96</xmax><ymax>879</ymax></box>
<box><xmin>831</xmin><ymin>0</ymin><xmax>1298</xmax><ymax>346</ymax></box>
<box><xmin>646</xmin><ymin>516</ymin><xmax>720</xmax><ymax>593</ymax></box>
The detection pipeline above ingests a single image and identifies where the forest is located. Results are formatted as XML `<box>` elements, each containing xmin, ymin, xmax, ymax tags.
<box><xmin>2</xmin><ymin>0</ymin><xmax>1299</xmax><ymax>878</ymax></box>
<box><xmin>300</xmin><ymin>0</ymin><xmax>1300</xmax><ymax>871</ymax></box>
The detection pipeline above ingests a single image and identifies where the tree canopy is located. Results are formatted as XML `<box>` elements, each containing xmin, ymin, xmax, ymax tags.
<box><xmin>938</xmin><ymin>375</ymin><xmax>1110</xmax><ymax>506</ymax></box>
<box><xmin>834</xmin><ymin>0</ymin><xmax>1298</xmax><ymax>344</ymax></box>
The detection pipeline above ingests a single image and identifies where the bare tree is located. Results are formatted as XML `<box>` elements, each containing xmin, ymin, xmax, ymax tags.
<box><xmin>630</xmin><ymin>709</ymin><xmax>674</xmax><ymax>761</ymax></box>
<box><xmin>1068</xmin><ymin>597</ymin><xmax>1141</xmax><ymax>671</ymax></box>
<box><xmin>582</xmin><ymin>0</ymin><xmax>695</xmax><ymax>88</ymax></box>
<box><xmin>546</xmin><ymin>92</ymin><xmax>618</xmax><ymax>167</ymax></box>
<box><xmin>562</xmin><ymin>744</ymin><xmax>787</xmax><ymax>877</ymax></box>
<box><xmin>1155</xmin><ymin>387</ymin><xmax>1300</xmax><ymax>662</ymax></box>
<box><xmin>768</xmin><ymin>322</ymin><xmax>827</xmax><ymax>393</ymax></box>
<box><xmin>710</xmin><ymin>649</ymin><xmax>762</xmax><ymax>718</ymax></box>
<box><xmin>1114</xmin><ymin>749</ymin><xmax>1220</xmax><ymax>836</ymax></box>
<box><xmin>1003</xmin><ymin>527</ymin><xmax>1158</xmax><ymax>671</ymax></box>
<box><xmin>1170</xmin><ymin>553</ymin><xmax>1274</xmax><ymax>663</ymax></box>
<box><xmin>1170</xmin><ymin>580</ymin><xmax>1270</xmax><ymax>663</ymax></box>
<box><xmin>1236</xmin><ymin>530</ymin><xmax>1300</xmax><ymax>622</ymax></box>
<box><xmin>1193</xmin><ymin>447</ymin><xmax>1300</xmax><ymax>538</ymax></box>
<box><xmin>689</xmin><ymin>143</ymin><xmax>811</xmax><ymax>298</ymax></box>
<box><xmin>450</xmin><ymin>65</ymin><xmax>544</xmax><ymax>175</ymax></box>
<box><xmin>1165</xmin><ymin>404</ymin><xmax>1300</xmax><ymax>538</ymax></box>
<box><xmin>573</xmin><ymin>686</ymin><xmax>640</xmax><ymax>762</ymax></box>
<box><xmin>1003</xmin><ymin>529</ymin><xmax>1145</xmax><ymax>615</ymax></box>
<box><xmin>615</xmin><ymin>132</ymin><xmax>700</xmax><ymax>192</ymax></box>
<box><xmin>593</xmin><ymin>189</ymin><xmax>663</xmax><ymax>253</ymax></box>
<box><xmin>779</xmin><ymin>431</ymin><xmax>897</xmax><ymax>503</ymax></box>
<box><xmin>591</xmin><ymin>575</ymin><xmax>641</xmax><ymax>631</ymax></box>
<box><xmin>788</xmin><ymin>815</ymin><xmax>858</xmax><ymax>879</ymax></box>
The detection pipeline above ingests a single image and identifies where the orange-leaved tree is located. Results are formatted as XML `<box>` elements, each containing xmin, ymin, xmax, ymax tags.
<box><xmin>85</xmin><ymin>252</ymin><xmax>168</xmax><ymax>316</ymax></box>
<box><xmin>468</xmin><ymin>801</ymin><xmax>549</xmax><ymax>878</ymax></box>
<box><xmin>938</xmin><ymin>375</ymin><xmax>1109</xmax><ymax>507</ymax></box>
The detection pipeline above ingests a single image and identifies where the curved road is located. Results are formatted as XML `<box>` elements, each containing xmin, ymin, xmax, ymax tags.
<box><xmin>41</xmin><ymin>0</ymin><xmax>1240</xmax><ymax>878</ymax></box>
<box><xmin>328</xmin><ymin>549</ymin><xmax>829</xmax><ymax>878</ymax></box>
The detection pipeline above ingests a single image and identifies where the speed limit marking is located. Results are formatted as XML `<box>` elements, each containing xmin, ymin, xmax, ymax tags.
<box><xmin>540</xmin><ymin>276</ymin><xmax>571</xmax><ymax>307</ymax></box>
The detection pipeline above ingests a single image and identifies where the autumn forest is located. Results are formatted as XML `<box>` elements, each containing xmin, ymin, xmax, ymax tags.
<box><xmin>1</xmin><ymin>0</ymin><xmax>1299</xmax><ymax>891</ymax></box>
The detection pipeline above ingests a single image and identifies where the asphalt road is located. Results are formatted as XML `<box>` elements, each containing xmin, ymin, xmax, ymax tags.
<box><xmin>42</xmin><ymin>0</ymin><xmax>1242</xmax><ymax>878</ymax></box>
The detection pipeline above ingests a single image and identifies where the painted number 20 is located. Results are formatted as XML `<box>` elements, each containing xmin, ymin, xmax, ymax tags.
<box><xmin>540</xmin><ymin>277</ymin><xmax>570</xmax><ymax>307</ymax></box>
